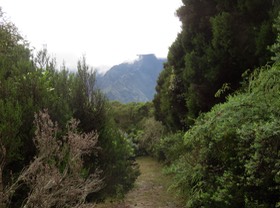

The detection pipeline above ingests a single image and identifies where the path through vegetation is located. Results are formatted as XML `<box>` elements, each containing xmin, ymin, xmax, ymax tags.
<box><xmin>96</xmin><ymin>157</ymin><xmax>183</xmax><ymax>208</ymax></box>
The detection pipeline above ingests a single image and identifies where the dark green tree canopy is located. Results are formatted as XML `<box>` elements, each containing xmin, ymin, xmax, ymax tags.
<box><xmin>154</xmin><ymin>0</ymin><xmax>280</xmax><ymax>131</ymax></box>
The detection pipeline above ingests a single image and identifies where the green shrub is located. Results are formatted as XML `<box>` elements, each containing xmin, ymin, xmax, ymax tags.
<box><xmin>94</xmin><ymin>125</ymin><xmax>140</xmax><ymax>200</ymax></box>
<box><xmin>168</xmin><ymin>65</ymin><xmax>280</xmax><ymax>208</ymax></box>
<box><xmin>155</xmin><ymin>132</ymin><xmax>185</xmax><ymax>164</ymax></box>
<box><xmin>137</xmin><ymin>118</ymin><xmax>165</xmax><ymax>156</ymax></box>
<box><xmin>0</xmin><ymin>9</ymin><xmax>139</xmax><ymax>205</ymax></box>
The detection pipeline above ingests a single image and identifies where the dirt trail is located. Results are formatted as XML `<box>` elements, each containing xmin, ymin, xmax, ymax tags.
<box><xmin>96</xmin><ymin>157</ymin><xmax>183</xmax><ymax>208</ymax></box>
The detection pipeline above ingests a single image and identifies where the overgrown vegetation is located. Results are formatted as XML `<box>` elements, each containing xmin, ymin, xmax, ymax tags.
<box><xmin>2</xmin><ymin>110</ymin><xmax>102</xmax><ymax>208</ymax></box>
<box><xmin>149</xmin><ymin>4</ymin><xmax>280</xmax><ymax>207</ymax></box>
<box><xmin>154</xmin><ymin>0</ymin><xmax>280</xmax><ymax>131</ymax></box>
<box><xmin>0</xmin><ymin>8</ymin><xmax>138</xmax><ymax>207</ymax></box>
<box><xmin>1</xmin><ymin>1</ymin><xmax>280</xmax><ymax>207</ymax></box>
<box><xmin>109</xmin><ymin>101</ymin><xmax>166</xmax><ymax>156</ymax></box>
<box><xmin>163</xmin><ymin>65</ymin><xmax>280</xmax><ymax>207</ymax></box>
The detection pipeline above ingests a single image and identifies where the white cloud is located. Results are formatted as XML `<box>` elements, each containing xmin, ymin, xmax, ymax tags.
<box><xmin>1</xmin><ymin>0</ymin><xmax>182</xmax><ymax>71</ymax></box>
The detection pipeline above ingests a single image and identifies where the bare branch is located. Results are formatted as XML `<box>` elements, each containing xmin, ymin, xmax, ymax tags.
<box><xmin>2</xmin><ymin>110</ymin><xmax>103</xmax><ymax>208</ymax></box>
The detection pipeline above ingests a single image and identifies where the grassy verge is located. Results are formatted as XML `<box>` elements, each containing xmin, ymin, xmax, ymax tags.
<box><xmin>96</xmin><ymin>156</ymin><xmax>183</xmax><ymax>208</ymax></box>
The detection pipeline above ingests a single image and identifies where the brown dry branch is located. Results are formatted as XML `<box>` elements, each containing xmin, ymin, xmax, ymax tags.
<box><xmin>2</xmin><ymin>110</ymin><xmax>103</xmax><ymax>208</ymax></box>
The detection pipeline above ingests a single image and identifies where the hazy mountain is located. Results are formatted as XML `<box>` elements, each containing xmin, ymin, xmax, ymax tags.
<box><xmin>96</xmin><ymin>54</ymin><xmax>166</xmax><ymax>103</ymax></box>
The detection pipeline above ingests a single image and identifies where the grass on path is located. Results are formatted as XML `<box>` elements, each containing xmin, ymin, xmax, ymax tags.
<box><xmin>96</xmin><ymin>156</ymin><xmax>183</xmax><ymax>208</ymax></box>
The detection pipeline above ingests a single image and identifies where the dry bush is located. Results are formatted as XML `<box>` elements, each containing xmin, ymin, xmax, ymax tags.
<box><xmin>2</xmin><ymin>110</ymin><xmax>103</xmax><ymax>208</ymax></box>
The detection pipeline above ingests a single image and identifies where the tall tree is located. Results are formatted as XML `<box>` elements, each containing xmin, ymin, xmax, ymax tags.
<box><xmin>154</xmin><ymin>0</ymin><xmax>280</xmax><ymax>131</ymax></box>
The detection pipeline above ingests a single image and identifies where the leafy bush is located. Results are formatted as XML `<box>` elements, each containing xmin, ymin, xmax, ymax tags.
<box><xmin>154</xmin><ymin>132</ymin><xmax>185</xmax><ymax>164</ymax></box>
<box><xmin>94</xmin><ymin>125</ymin><xmax>140</xmax><ymax>200</ymax></box>
<box><xmin>137</xmin><ymin>118</ymin><xmax>165</xmax><ymax>156</ymax></box>
<box><xmin>110</xmin><ymin>101</ymin><xmax>154</xmax><ymax>134</ymax></box>
<box><xmin>70</xmin><ymin>59</ymin><xmax>139</xmax><ymax>200</ymax></box>
<box><xmin>270</xmin><ymin>12</ymin><xmax>280</xmax><ymax>64</ymax></box>
<box><xmin>167</xmin><ymin>65</ymin><xmax>280</xmax><ymax>208</ymax></box>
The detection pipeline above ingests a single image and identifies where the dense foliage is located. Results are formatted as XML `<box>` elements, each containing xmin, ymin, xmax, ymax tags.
<box><xmin>164</xmin><ymin>65</ymin><xmax>280</xmax><ymax>207</ymax></box>
<box><xmin>150</xmin><ymin>2</ymin><xmax>280</xmax><ymax>207</ymax></box>
<box><xmin>149</xmin><ymin>9</ymin><xmax>280</xmax><ymax>207</ymax></box>
<box><xmin>0</xmin><ymin>8</ymin><xmax>138</xmax><ymax>207</ymax></box>
<box><xmin>109</xmin><ymin>101</ymin><xmax>166</xmax><ymax>156</ymax></box>
<box><xmin>4</xmin><ymin>111</ymin><xmax>102</xmax><ymax>208</ymax></box>
<box><xmin>110</xmin><ymin>101</ymin><xmax>153</xmax><ymax>134</ymax></box>
<box><xmin>154</xmin><ymin>0</ymin><xmax>280</xmax><ymax>131</ymax></box>
<box><xmin>1</xmin><ymin>1</ymin><xmax>280</xmax><ymax>207</ymax></box>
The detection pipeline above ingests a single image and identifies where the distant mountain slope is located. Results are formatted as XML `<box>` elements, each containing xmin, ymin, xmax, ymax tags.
<box><xmin>96</xmin><ymin>54</ymin><xmax>166</xmax><ymax>103</ymax></box>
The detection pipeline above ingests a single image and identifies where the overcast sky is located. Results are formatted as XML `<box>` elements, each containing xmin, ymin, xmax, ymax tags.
<box><xmin>1</xmin><ymin>0</ymin><xmax>182</xmax><ymax>72</ymax></box>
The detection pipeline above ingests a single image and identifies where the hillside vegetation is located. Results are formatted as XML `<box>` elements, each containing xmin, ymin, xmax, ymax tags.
<box><xmin>154</xmin><ymin>0</ymin><xmax>280</xmax><ymax>131</ymax></box>
<box><xmin>159</xmin><ymin>65</ymin><xmax>280</xmax><ymax>207</ymax></box>
<box><xmin>1</xmin><ymin>1</ymin><xmax>280</xmax><ymax>207</ymax></box>
<box><xmin>147</xmin><ymin>1</ymin><xmax>280</xmax><ymax>207</ymax></box>
<box><xmin>0</xmin><ymin>9</ymin><xmax>139</xmax><ymax>207</ymax></box>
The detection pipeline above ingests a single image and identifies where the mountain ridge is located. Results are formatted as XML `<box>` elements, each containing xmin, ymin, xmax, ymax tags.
<box><xmin>96</xmin><ymin>54</ymin><xmax>166</xmax><ymax>103</ymax></box>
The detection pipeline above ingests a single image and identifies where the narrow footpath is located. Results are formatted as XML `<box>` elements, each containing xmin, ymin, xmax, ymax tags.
<box><xmin>96</xmin><ymin>157</ymin><xmax>183</xmax><ymax>208</ymax></box>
